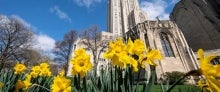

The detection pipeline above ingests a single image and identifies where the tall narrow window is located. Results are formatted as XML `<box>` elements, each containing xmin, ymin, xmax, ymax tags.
<box><xmin>160</xmin><ymin>32</ymin><xmax>175</xmax><ymax>57</ymax></box>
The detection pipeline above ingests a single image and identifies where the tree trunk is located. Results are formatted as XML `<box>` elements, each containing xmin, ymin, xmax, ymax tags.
<box><xmin>93</xmin><ymin>55</ymin><xmax>97</xmax><ymax>77</ymax></box>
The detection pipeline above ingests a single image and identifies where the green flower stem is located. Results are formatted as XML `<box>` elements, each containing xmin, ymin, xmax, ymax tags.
<box><xmin>110</xmin><ymin>66</ymin><xmax>113</xmax><ymax>92</ymax></box>
<box><xmin>28</xmin><ymin>84</ymin><xmax>51</xmax><ymax>92</ymax></box>
<box><xmin>135</xmin><ymin>65</ymin><xmax>142</xmax><ymax>91</ymax></box>
<box><xmin>83</xmin><ymin>77</ymin><xmax>87</xmax><ymax>92</ymax></box>
<box><xmin>135</xmin><ymin>58</ymin><xmax>146</xmax><ymax>91</ymax></box>
<box><xmin>118</xmin><ymin>68</ymin><xmax>123</xmax><ymax>92</ymax></box>
<box><xmin>166</xmin><ymin>74</ymin><xmax>187</xmax><ymax>92</ymax></box>
<box><xmin>129</xmin><ymin>66</ymin><xmax>133</xmax><ymax>92</ymax></box>
<box><xmin>146</xmin><ymin>65</ymin><xmax>156</xmax><ymax>92</ymax></box>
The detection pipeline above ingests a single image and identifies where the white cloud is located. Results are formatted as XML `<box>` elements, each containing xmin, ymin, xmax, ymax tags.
<box><xmin>10</xmin><ymin>15</ymin><xmax>32</xmax><ymax>28</ymax></box>
<box><xmin>33</xmin><ymin>34</ymin><xmax>55</xmax><ymax>53</ymax></box>
<box><xmin>140</xmin><ymin>0</ymin><xmax>169</xmax><ymax>20</ymax></box>
<box><xmin>10</xmin><ymin>16</ymin><xmax>56</xmax><ymax>52</ymax></box>
<box><xmin>0</xmin><ymin>15</ymin><xmax>55</xmax><ymax>56</ymax></box>
<box><xmin>74</xmin><ymin>0</ymin><xmax>102</xmax><ymax>8</ymax></box>
<box><xmin>0</xmin><ymin>15</ymin><xmax>39</xmax><ymax>33</ymax></box>
<box><xmin>50</xmin><ymin>6</ymin><xmax>72</xmax><ymax>23</ymax></box>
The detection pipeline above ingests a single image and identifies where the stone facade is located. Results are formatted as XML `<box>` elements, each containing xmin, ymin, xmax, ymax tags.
<box><xmin>68</xmin><ymin>0</ymin><xmax>202</xmax><ymax>83</ymax></box>
<box><xmin>107</xmin><ymin>0</ymin><xmax>148</xmax><ymax>37</ymax></box>
<box><xmin>170</xmin><ymin>0</ymin><xmax>220</xmax><ymax>51</ymax></box>
<box><xmin>124</xmin><ymin>20</ymin><xmax>199</xmax><ymax>82</ymax></box>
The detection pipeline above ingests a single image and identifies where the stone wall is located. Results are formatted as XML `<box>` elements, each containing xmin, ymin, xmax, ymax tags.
<box><xmin>170</xmin><ymin>0</ymin><xmax>220</xmax><ymax>51</ymax></box>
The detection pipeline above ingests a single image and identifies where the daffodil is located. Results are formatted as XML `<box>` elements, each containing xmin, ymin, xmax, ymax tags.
<box><xmin>71</xmin><ymin>48</ymin><xmax>92</xmax><ymax>78</ymax></box>
<box><xmin>40</xmin><ymin>62</ymin><xmax>49</xmax><ymax>69</ymax></box>
<box><xmin>39</xmin><ymin>68</ymin><xmax>51</xmax><ymax>77</ymax></box>
<box><xmin>14</xmin><ymin>63</ymin><xmax>27</xmax><ymax>74</ymax></box>
<box><xmin>127</xmin><ymin>38</ymin><xmax>145</xmax><ymax>56</ymax></box>
<box><xmin>197</xmin><ymin>49</ymin><xmax>220</xmax><ymax>92</ymax></box>
<box><xmin>139</xmin><ymin>49</ymin><xmax>162</xmax><ymax>68</ymax></box>
<box><xmin>197</xmin><ymin>49</ymin><xmax>218</xmax><ymax>76</ymax></box>
<box><xmin>127</xmin><ymin>38</ymin><xmax>134</xmax><ymax>54</ymax></box>
<box><xmin>104</xmin><ymin>38</ymin><xmax>127</xmax><ymax>59</ymax></box>
<box><xmin>206</xmin><ymin>76</ymin><xmax>220</xmax><ymax>92</ymax></box>
<box><xmin>30</xmin><ymin>63</ymin><xmax>51</xmax><ymax>77</ymax></box>
<box><xmin>15</xmin><ymin>80</ymin><xmax>26</xmax><ymax>91</ymax></box>
<box><xmin>51</xmin><ymin>75</ymin><xmax>71</xmax><ymax>92</ymax></box>
<box><xmin>58</xmin><ymin>70</ymin><xmax>65</xmax><ymax>76</ymax></box>
<box><xmin>30</xmin><ymin>66</ymin><xmax>41</xmax><ymax>78</ymax></box>
<box><xmin>103</xmin><ymin>38</ymin><xmax>138</xmax><ymax>71</ymax></box>
<box><xmin>23</xmin><ymin>74</ymin><xmax>32</xmax><ymax>90</ymax></box>
<box><xmin>15</xmin><ymin>74</ymin><xmax>32</xmax><ymax>91</ymax></box>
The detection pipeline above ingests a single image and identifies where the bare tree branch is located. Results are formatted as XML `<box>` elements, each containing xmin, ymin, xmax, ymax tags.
<box><xmin>0</xmin><ymin>15</ymin><xmax>34</xmax><ymax>71</ymax></box>
<box><xmin>80</xmin><ymin>25</ymin><xmax>110</xmax><ymax>76</ymax></box>
<box><xmin>53</xmin><ymin>30</ymin><xmax>78</xmax><ymax>76</ymax></box>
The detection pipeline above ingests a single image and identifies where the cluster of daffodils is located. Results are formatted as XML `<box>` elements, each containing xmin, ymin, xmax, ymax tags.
<box><xmin>70</xmin><ymin>48</ymin><xmax>92</xmax><ymax>78</ymax></box>
<box><xmin>11</xmin><ymin>48</ymin><xmax>93</xmax><ymax>92</ymax></box>
<box><xmin>197</xmin><ymin>49</ymin><xmax>220</xmax><ymax>92</ymax></box>
<box><xmin>30</xmin><ymin>63</ymin><xmax>51</xmax><ymax>78</ymax></box>
<box><xmin>13</xmin><ymin>62</ymin><xmax>52</xmax><ymax>91</ymax></box>
<box><xmin>103</xmin><ymin>38</ymin><xmax>162</xmax><ymax>71</ymax></box>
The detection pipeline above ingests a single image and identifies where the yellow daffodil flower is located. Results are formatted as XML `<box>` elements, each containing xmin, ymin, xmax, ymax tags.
<box><xmin>15</xmin><ymin>74</ymin><xmax>32</xmax><ymax>91</ymax></box>
<box><xmin>197</xmin><ymin>49</ymin><xmax>220</xmax><ymax>92</ymax></box>
<box><xmin>206</xmin><ymin>76</ymin><xmax>220</xmax><ymax>92</ymax></box>
<box><xmin>197</xmin><ymin>49</ymin><xmax>218</xmax><ymax>76</ymax></box>
<box><xmin>139</xmin><ymin>49</ymin><xmax>162</xmax><ymax>68</ymax></box>
<box><xmin>39</xmin><ymin>62</ymin><xmax>49</xmax><ymax>69</ymax></box>
<box><xmin>30</xmin><ymin>66</ymin><xmax>41</xmax><ymax>78</ymax></box>
<box><xmin>58</xmin><ymin>70</ymin><xmax>65</xmax><ymax>76</ymax></box>
<box><xmin>23</xmin><ymin>74</ymin><xmax>32</xmax><ymax>90</ymax></box>
<box><xmin>51</xmin><ymin>75</ymin><xmax>71</xmax><ymax>92</ymax></box>
<box><xmin>14</xmin><ymin>63</ymin><xmax>27</xmax><ymax>74</ymax></box>
<box><xmin>127</xmin><ymin>38</ymin><xmax>145</xmax><ymax>56</ymax></box>
<box><xmin>103</xmin><ymin>38</ymin><xmax>138</xmax><ymax>71</ymax></box>
<box><xmin>15</xmin><ymin>80</ymin><xmax>26</xmax><ymax>91</ymax></box>
<box><xmin>71</xmin><ymin>48</ymin><xmax>92</xmax><ymax>78</ymax></box>
<box><xmin>127</xmin><ymin>38</ymin><xmax>134</xmax><ymax>54</ymax></box>
<box><xmin>39</xmin><ymin>68</ymin><xmax>51</xmax><ymax>77</ymax></box>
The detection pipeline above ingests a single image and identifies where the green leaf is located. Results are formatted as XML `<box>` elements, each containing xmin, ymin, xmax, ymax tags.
<box><xmin>73</xmin><ymin>87</ymin><xmax>79</xmax><ymax>92</ymax></box>
<box><xmin>146</xmin><ymin>68</ymin><xmax>156</xmax><ymax>92</ymax></box>
<box><xmin>159</xmin><ymin>80</ymin><xmax>165</xmax><ymax>92</ymax></box>
<box><xmin>120</xmin><ymin>83</ymin><xmax>126</xmax><ymax>92</ymax></box>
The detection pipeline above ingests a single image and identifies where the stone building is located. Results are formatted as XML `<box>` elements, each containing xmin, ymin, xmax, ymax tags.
<box><xmin>124</xmin><ymin>20</ymin><xmax>199</xmax><ymax>81</ymax></box>
<box><xmin>107</xmin><ymin>0</ymin><xmax>147</xmax><ymax>37</ymax></box>
<box><xmin>108</xmin><ymin>0</ymin><xmax>199</xmax><ymax>82</ymax></box>
<box><xmin>170</xmin><ymin>0</ymin><xmax>220</xmax><ymax>51</ymax></box>
<box><xmin>68</xmin><ymin>0</ymin><xmax>200</xmax><ymax>82</ymax></box>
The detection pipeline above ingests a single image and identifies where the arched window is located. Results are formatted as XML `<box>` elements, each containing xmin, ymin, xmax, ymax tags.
<box><xmin>160</xmin><ymin>32</ymin><xmax>175</xmax><ymax>57</ymax></box>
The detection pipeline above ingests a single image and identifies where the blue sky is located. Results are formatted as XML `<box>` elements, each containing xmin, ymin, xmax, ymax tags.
<box><xmin>0</xmin><ymin>0</ymin><xmax>179</xmax><ymax>52</ymax></box>
<box><xmin>0</xmin><ymin>0</ymin><xmax>107</xmax><ymax>40</ymax></box>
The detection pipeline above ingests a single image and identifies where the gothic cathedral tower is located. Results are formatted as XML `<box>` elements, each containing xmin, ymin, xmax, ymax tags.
<box><xmin>107</xmin><ymin>0</ymin><xmax>148</xmax><ymax>37</ymax></box>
